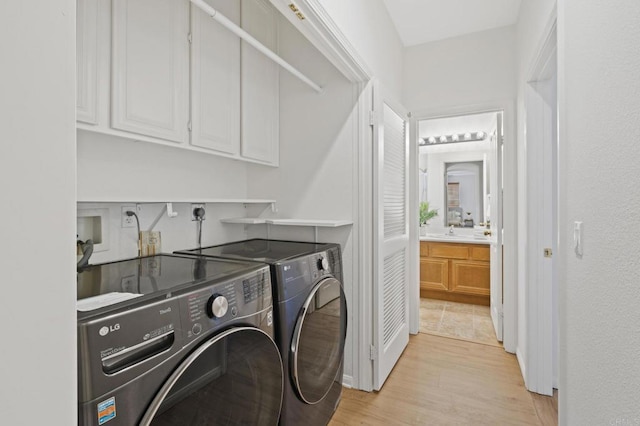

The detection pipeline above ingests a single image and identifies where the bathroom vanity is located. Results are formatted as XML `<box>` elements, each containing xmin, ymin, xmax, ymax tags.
<box><xmin>420</xmin><ymin>238</ymin><xmax>490</xmax><ymax>306</ymax></box>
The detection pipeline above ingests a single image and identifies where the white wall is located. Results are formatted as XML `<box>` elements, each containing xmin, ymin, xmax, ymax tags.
<box><xmin>77</xmin><ymin>130</ymin><xmax>249</xmax><ymax>201</ymax></box>
<box><xmin>77</xmin><ymin>202</ymin><xmax>249</xmax><ymax>263</ymax></box>
<box><xmin>0</xmin><ymin>1</ymin><xmax>77</xmax><ymax>424</ymax></box>
<box><xmin>558</xmin><ymin>1</ymin><xmax>640</xmax><ymax>423</ymax></box>
<box><xmin>77</xmin><ymin>130</ymin><xmax>253</xmax><ymax>262</ymax></box>
<box><xmin>403</xmin><ymin>25</ymin><xmax>517</xmax><ymax>113</ymax></box>
<box><xmin>316</xmin><ymin>0</ymin><xmax>404</xmax><ymax>100</ymax></box>
<box><xmin>246</xmin><ymin>14</ymin><xmax>359</xmax><ymax>385</ymax></box>
<box><xmin>514</xmin><ymin>0</ymin><xmax>556</xmax><ymax>390</ymax></box>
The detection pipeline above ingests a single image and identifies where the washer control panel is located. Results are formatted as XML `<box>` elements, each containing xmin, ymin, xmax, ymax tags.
<box><xmin>180</xmin><ymin>267</ymin><xmax>271</xmax><ymax>342</ymax></box>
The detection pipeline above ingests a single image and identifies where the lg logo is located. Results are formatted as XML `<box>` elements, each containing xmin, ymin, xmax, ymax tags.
<box><xmin>99</xmin><ymin>324</ymin><xmax>121</xmax><ymax>336</ymax></box>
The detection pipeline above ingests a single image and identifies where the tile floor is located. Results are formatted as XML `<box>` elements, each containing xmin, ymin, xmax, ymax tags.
<box><xmin>419</xmin><ymin>298</ymin><xmax>501</xmax><ymax>347</ymax></box>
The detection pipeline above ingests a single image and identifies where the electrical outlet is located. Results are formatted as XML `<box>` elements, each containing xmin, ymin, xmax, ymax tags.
<box><xmin>121</xmin><ymin>205</ymin><xmax>137</xmax><ymax>228</ymax></box>
<box><xmin>191</xmin><ymin>204</ymin><xmax>206</xmax><ymax>221</ymax></box>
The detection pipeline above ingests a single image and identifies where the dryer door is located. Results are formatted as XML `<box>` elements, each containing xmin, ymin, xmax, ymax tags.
<box><xmin>140</xmin><ymin>327</ymin><xmax>283</xmax><ymax>426</ymax></box>
<box><xmin>291</xmin><ymin>277</ymin><xmax>347</xmax><ymax>404</ymax></box>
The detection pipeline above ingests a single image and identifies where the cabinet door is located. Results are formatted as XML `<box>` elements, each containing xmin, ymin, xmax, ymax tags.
<box><xmin>420</xmin><ymin>258</ymin><xmax>448</xmax><ymax>292</ymax></box>
<box><xmin>76</xmin><ymin>0</ymin><xmax>98</xmax><ymax>124</ymax></box>
<box><xmin>240</xmin><ymin>0</ymin><xmax>279</xmax><ymax>165</ymax></box>
<box><xmin>450</xmin><ymin>260</ymin><xmax>490</xmax><ymax>296</ymax></box>
<box><xmin>112</xmin><ymin>0</ymin><xmax>189</xmax><ymax>143</ymax></box>
<box><xmin>191</xmin><ymin>0</ymin><xmax>240</xmax><ymax>155</ymax></box>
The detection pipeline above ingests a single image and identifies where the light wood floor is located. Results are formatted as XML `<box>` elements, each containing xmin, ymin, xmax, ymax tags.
<box><xmin>330</xmin><ymin>333</ymin><xmax>558</xmax><ymax>425</ymax></box>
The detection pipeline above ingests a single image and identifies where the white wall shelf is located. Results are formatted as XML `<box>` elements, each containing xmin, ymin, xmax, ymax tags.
<box><xmin>220</xmin><ymin>218</ymin><xmax>352</xmax><ymax>227</ymax></box>
<box><xmin>78</xmin><ymin>198</ymin><xmax>276</xmax><ymax>205</ymax></box>
<box><xmin>220</xmin><ymin>217</ymin><xmax>353</xmax><ymax>242</ymax></box>
<box><xmin>220</xmin><ymin>217</ymin><xmax>268</xmax><ymax>224</ymax></box>
<box><xmin>267</xmin><ymin>219</ymin><xmax>352</xmax><ymax>227</ymax></box>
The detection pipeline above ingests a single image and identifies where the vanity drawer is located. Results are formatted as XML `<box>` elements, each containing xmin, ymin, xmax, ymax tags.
<box><xmin>428</xmin><ymin>244</ymin><xmax>469</xmax><ymax>260</ymax></box>
<box><xmin>470</xmin><ymin>246</ymin><xmax>490</xmax><ymax>261</ymax></box>
<box><xmin>420</xmin><ymin>241</ymin><xmax>429</xmax><ymax>257</ymax></box>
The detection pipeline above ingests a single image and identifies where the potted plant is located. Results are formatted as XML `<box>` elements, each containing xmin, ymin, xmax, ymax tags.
<box><xmin>419</xmin><ymin>202</ymin><xmax>438</xmax><ymax>236</ymax></box>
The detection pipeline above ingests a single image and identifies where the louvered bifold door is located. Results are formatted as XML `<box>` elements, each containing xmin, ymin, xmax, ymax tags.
<box><xmin>372</xmin><ymin>88</ymin><xmax>410</xmax><ymax>391</ymax></box>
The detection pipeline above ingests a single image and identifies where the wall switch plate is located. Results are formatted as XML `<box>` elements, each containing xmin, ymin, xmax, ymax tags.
<box><xmin>191</xmin><ymin>204</ymin><xmax>206</xmax><ymax>221</ymax></box>
<box><xmin>121</xmin><ymin>205</ymin><xmax>138</xmax><ymax>228</ymax></box>
<box><xmin>574</xmin><ymin>221</ymin><xmax>583</xmax><ymax>257</ymax></box>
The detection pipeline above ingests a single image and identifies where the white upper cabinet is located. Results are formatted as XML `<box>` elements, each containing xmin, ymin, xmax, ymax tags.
<box><xmin>241</xmin><ymin>0</ymin><xmax>280</xmax><ymax>166</ymax></box>
<box><xmin>111</xmin><ymin>0</ymin><xmax>189</xmax><ymax>144</ymax></box>
<box><xmin>76</xmin><ymin>0</ymin><xmax>98</xmax><ymax>124</ymax></box>
<box><xmin>190</xmin><ymin>0</ymin><xmax>241</xmax><ymax>155</ymax></box>
<box><xmin>76</xmin><ymin>0</ymin><xmax>280</xmax><ymax>166</ymax></box>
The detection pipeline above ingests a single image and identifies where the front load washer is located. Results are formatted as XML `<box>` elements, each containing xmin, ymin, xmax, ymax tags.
<box><xmin>77</xmin><ymin>254</ymin><xmax>283</xmax><ymax>425</ymax></box>
<box><xmin>175</xmin><ymin>239</ymin><xmax>347</xmax><ymax>426</ymax></box>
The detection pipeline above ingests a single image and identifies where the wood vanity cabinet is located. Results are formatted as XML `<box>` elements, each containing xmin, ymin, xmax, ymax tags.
<box><xmin>420</xmin><ymin>241</ymin><xmax>490</xmax><ymax>306</ymax></box>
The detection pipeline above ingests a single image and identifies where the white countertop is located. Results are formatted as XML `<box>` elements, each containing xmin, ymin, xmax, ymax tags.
<box><xmin>420</xmin><ymin>234</ymin><xmax>491</xmax><ymax>245</ymax></box>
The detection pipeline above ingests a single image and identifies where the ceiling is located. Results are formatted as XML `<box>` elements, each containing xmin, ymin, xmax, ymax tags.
<box><xmin>382</xmin><ymin>0</ymin><xmax>523</xmax><ymax>46</ymax></box>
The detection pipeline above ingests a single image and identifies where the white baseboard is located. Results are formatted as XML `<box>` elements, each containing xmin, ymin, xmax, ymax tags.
<box><xmin>341</xmin><ymin>374</ymin><xmax>354</xmax><ymax>389</ymax></box>
<box><xmin>516</xmin><ymin>347</ymin><xmax>527</xmax><ymax>388</ymax></box>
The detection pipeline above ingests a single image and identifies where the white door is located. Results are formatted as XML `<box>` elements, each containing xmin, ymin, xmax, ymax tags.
<box><xmin>240</xmin><ymin>0</ymin><xmax>279</xmax><ymax>165</ymax></box>
<box><xmin>190</xmin><ymin>0</ymin><xmax>240</xmax><ymax>155</ymax></box>
<box><xmin>525</xmin><ymin>42</ymin><xmax>557</xmax><ymax>395</ymax></box>
<box><xmin>111</xmin><ymin>0</ymin><xmax>189</xmax><ymax>143</ymax></box>
<box><xmin>372</xmin><ymin>84</ymin><xmax>410</xmax><ymax>390</ymax></box>
<box><xmin>76</xmin><ymin>0</ymin><xmax>98</xmax><ymax>125</ymax></box>
<box><xmin>489</xmin><ymin>112</ymin><xmax>504</xmax><ymax>341</ymax></box>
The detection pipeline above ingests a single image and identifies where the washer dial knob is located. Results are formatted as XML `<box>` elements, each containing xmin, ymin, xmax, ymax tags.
<box><xmin>317</xmin><ymin>257</ymin><xmax>329</xmax><ymax>271</ymax></box>
<box><xmin>207</xmin><ymin>294</ymin><xmax>229</xmax><ymax>318</ymax></box>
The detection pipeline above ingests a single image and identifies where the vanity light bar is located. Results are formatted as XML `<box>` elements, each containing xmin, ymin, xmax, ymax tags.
<box><xmin>419</xmin><ymin>131</ymin><xmax>486</xmax><ymax>146</ymax></box>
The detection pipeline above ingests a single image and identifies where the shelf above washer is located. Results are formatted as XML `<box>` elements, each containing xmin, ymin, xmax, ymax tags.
<box><xmin>220</xmin><ymin>218</ymin><xmax>353</xmax><ymax>227</ymax></box>
<box><xmin>220</xmin><ymin>217</ymin><xmax>268</xmax><ymax>225</ymax></box>
<box><xmin>77</xmin><ymin>198</ymin><xmax>276</xmax><ymax>205</ymax></box>
<box><xmin>267</xmin><ymin>219</ymin><xmax>353</xmax><ymax>227</ymax></box>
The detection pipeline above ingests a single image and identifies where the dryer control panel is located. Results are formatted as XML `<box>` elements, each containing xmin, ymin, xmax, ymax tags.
<box><xmin>311</xmin><ymin>251</ymin><xmax>332</xmax><ymax>281</ymax></box>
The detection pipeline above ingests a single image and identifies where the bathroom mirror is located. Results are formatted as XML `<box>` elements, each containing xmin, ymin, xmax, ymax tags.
<box><xmin>445</xmin><ymin>161</ymin><xmax>484</xmax><ymax>227</ymax></box>
<box><xmin>418</xmin><ymin>111</ymin><xmax>497</xmax><ymax>228</ymax></box>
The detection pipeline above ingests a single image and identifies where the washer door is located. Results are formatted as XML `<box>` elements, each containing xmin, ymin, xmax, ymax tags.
<box><xmin>291</xmin><ymin>277</ymin><xmax>347</xmax><ymax>404</ymax></box>
<box><xmin>141</xmin><ymin>327</ymin><xmax>283</xmax><ymax>426</ymax></box>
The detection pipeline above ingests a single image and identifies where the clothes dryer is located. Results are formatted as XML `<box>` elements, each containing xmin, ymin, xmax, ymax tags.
<box><xmin>176</xmin><ymin>239</ymin><xmax>347</xmax><ymax>426</ymax></box>
<box><xmin>77</xmin><ymin>254</ymin><xmax>283</xmax><ymax>425</ymax></box>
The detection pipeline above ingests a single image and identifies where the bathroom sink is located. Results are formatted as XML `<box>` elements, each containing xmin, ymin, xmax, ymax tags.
<box><xmin>426</xmin><ymin>233</ymin><xmax>466</xmax><ymax>239</ymax></box>
<box><xmin>425</xmin><ymin>233</ymin><xmax>489</xmax><ymax>241</ymax></box>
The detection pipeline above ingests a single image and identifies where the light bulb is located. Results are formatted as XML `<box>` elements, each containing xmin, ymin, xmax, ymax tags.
<box><xmin>477</xmin><ymin>131</ymin><xmax>485</xmax><ymax>139</ymax></box>
<box><xmin>428</xmin><ymin>136</ymin><xmax>436</xmax><ymax>144</ymax></box>
<box><xmin>451</xmin><ymin>134</ymin><xmax>459</xmax><ymax>141</ymax></box>
<box><xmin>439</xmin><ymin>136</ymin><xmax>448</xmax><ymax>143</ymax></box>
<box><xmin>464</xmin><ymin>133</ymin><xmax>472</xmax><ymax>140</ymax></box>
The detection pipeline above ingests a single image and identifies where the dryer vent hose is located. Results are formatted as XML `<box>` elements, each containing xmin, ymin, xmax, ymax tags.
<box><xmin>77</xmin><ymin>238</ymin><xmax>94</xmax><ymax>271</ymax></box>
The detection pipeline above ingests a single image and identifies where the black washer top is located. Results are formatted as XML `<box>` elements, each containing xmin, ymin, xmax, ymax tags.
<box><xmin>77</xmin><ymin>254</ymin><xmax>261</xmax><ymax>318</ymax></box>
<box><xmin>176</xmin><ymin>239</ymin><xmax>329</xmax><ymax>264</ymax></box>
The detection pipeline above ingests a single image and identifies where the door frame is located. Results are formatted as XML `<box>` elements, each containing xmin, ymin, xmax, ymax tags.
<box><xmin>522</xmin><ymin>15</ymin><xmax>558</xmax><ymax>396</ymax></box>
<box><xmin>411</xmin><ymin>100</ymin><xmax>517</xmax><ymax>354</ymax></box>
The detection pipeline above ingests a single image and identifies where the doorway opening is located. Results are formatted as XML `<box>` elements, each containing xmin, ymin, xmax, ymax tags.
<box><xmin>416</xmin><ymin>110</ymin><xmax>504</xmax><ymax>347</ymax></box>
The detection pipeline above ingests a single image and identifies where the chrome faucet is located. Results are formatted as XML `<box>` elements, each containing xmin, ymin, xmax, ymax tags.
<box><xmin>449</xmin><ymin>225</ymin><xmax>455</xmax><ymax>235</ymax></box>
